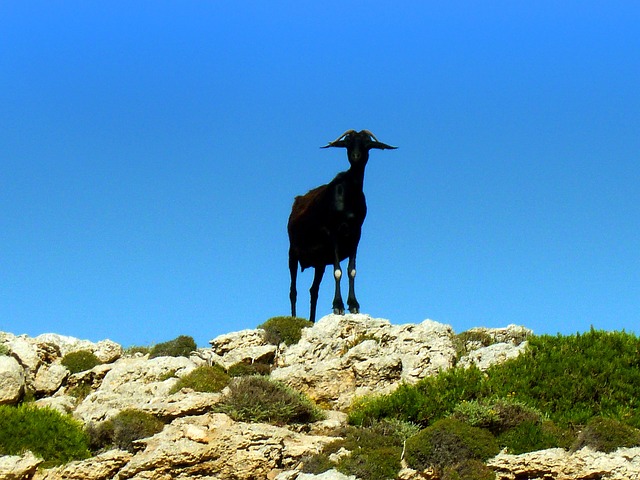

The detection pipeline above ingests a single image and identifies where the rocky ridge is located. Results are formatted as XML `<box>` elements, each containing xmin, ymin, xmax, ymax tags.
<box><xmin>1</xmin><ymin>314</ymin><xmax>638</xmax><ymax>479</ymax></box>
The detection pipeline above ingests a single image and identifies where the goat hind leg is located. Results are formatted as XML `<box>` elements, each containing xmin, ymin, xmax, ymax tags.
<box><xmin>288</xmin><ymin>249</ymin><xmax>298</xmax><ymax>317</ymax></box>
<box><xmin>309</xmin><ymin>265</ymin><xmax>325</xmax><ymax>323</ymax></box>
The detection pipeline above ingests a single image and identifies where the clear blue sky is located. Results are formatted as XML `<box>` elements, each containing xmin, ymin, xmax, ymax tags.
<box><xmin>2</xmin><ymin>2</ymin><xmax>638</xmax><ymax>347</ymax></box>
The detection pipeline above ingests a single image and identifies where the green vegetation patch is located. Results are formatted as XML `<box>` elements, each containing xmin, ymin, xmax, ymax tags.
<box><xmin>169</xmin><ymin>364</ymin><xmax>230</xmax><ymax>394</ymax></box>
<box><xmin>61</xmin><ymin>350</ymin><xmax>102</xmax><ymax>374</ymax></box>
<box><xmin>303</xmin><ymin>420</ymin><xmax>418</xmax><ymax>480</ymax></box>
<box><xmin>149</xmin><ymin>335</ymin><xmax>197</xmax><ymax>359</ymax></box>
<box><xmin>216</xmin><ymin>376</ymin><xmax>322</xmax><ymax>425</ymax></box>
<box><xmin>349</xmin><ymin>365</ymin><xmax>488</xmax><ymax>427</ymax></box>
<box><xmin>258</xmin><ymin>316</ymin><xmax>313</xmax><ymax>346</ymax></box>
<box><xmin>0</xmin><ymin>404</ymin><xmax>90</xmax><ymax>467</ymax></box>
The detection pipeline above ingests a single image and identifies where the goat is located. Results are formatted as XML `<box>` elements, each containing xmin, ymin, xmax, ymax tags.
<box><xmin>287</xmin><ymin>130</ymin><xmax>397</xmax><ymax>322</ymax></box>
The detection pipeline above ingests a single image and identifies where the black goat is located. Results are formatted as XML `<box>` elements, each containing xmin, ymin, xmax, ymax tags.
<box><xmin>287</xmin><ymin>130</ymin><xmax>397</xmax><ymax>322</ymax></box>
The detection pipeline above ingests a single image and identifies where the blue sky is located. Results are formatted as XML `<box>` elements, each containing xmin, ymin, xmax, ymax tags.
<box><xmin>2</xmin><ymin>2</ymin><xmax>638</xmax><ymax>347</ymax></box>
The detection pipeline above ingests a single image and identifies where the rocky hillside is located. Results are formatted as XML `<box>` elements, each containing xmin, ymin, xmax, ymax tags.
<box><xmin>1</xmin><ymin>314</ymin><xmax>639</xmax><ymax>480</ymax></box>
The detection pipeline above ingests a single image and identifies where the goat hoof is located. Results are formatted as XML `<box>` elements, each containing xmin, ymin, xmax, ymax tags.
<box><xmin>349</xmin><ymin>307</ymin><xmax>360</xmax><ymax>314</ymax></box>
<box><xmin>333</xmin><ymin>308</ymin><xmax>345</xmax><ymax>315</ymax></box>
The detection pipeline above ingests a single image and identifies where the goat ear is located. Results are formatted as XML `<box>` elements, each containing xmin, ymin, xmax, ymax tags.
<box><xmin>320</xmin><ymin>140</ymin><xmax>348</xmax><ymax>149</ymax></box>
<box><xmin>369</xmin><ymin>141</ymin><xmax>398</xmax><ymax>150</ymax></box>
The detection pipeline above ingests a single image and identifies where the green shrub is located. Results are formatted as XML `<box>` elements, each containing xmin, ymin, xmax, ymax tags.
<box><xmin>227</xmin><ymin>361</ymin><xmax>271</xmax><ymax>377</ymax></box>
<box><xmin>216</xmin><ymin>376</ymin><xmax>322</xmax><ymax>425</ymax></box>
<box><xmin>169</xmin><ymin>365</ymin><xmax>230</xmax><ymax>394</ymax></box>
<box><xmin>258</xmin><ymin>316</ymin><xmax>312</xmax><ymax>346</ymax></box>
<box><xmin>61</xmin><ymin>350</ymin><xmax>102</xmax><ymax>374</ymax></box>
<box><xmin>404</xmin><ymin>418</ymin><xmax>499</xmax><ymax>473</ymax></box>
<box><xmin>86</xmin><ymin>409</ymin><xmax>164</xmax><ymax>453</ymax></box>
<box><xmin>0</xmin><ymin>343</ymin><xmax>10</xmax><ymax>356</ymax></box>
<box><xmin>149</xmin><ymin>335</ymin><xmax>197</xmax><ymax>359</ymax></box>
<box><xmin>337</xmin><ymin>446</ymin><xmax>401</xmax><ymax>480</ymax></box>
<box><xmin>572</xmin><ymin>416</ymin><xmax>640</xmax><ymax>453</ymax></box>
<box><xmin>0</xmin><ymin>404</ymin><xmax>90</xmax><ymax>467</ymax></box>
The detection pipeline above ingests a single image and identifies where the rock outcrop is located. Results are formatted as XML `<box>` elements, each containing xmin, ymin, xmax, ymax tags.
<box><xmin>488</xmin><ymin>446</ymin><xmax>640</xmax><ymax>480</ymax></box>
<box><xmin>270</xmin><ymin>315</ymin><xmax>457</xmax><ymax>409</ymax></box>
<box><xmin>2</xmin><ymin>314</ymin><xmax>636</xmax><ymax>479</ymax></box>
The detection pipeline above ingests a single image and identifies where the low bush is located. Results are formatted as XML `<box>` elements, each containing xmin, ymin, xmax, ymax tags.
<box><xmin>149</xmin><ymin>335</ymin><xmax>197</xmax><ymax>358</ymax></box>
<box><xmin>125</xmin><ymin>345</ymin><xmax>152</xmax><ymax>356</ymax></box>
<box><xmin>572</xmin><ymin>416</ymin><xmax>640</xmax><ymax>453</ymax></box>
<box><xmin>216</xmin><ymin>376</ymin><xmax>322</xmax><ymax>425</ymax></box>
<box><xmin>61</xmin><ymin>350</ymin><xmax>102</xmax><ymax>374</ymax></box>
<box><xmin>453</xmin><ymin>398</ymin><xmax>543</xmax><ymax>435</ymax></box>
<box><xmin>0</xmin><ymin>344</ymin><xmax>10</xmax><ymax>355</ymax></box>
<box><xmin>258</xmin><ymin>316</ymin><xmax>312</xmax><ymax>346</ymax></box>
<box><xmin>169</xmin><ymin>365</ymin><xmax>230</xmax><ymax>394</ymax></box>
<box><xmin>227</xmin><ymin>361</ymin><xmax>271</xmax><ymax>377</ymax></box>
<box><xmin>498</xmin><ymin>420</ymin><xmax>569</xmax><ymax>454</ymax></box>
<box><xmin>442</xmin><ymin>459</ymin><xmax>496</xmax><ymax>480</ymax></box>
<box><xmin>404</xmin><ymin>418</ymin><xmax>500</xmax><ymax>473</ymax></box>
<box><xmin>86</xmin><ymin>409</ymin><xmax>164</xmax><ymax>453</ymax></box>
<box><xmin>0</xmin><ymin>404</ymin><xmax>90</xmax><ymax>467</ymax></box>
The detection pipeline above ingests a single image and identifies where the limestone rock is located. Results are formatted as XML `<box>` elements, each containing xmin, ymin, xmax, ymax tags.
<box><xmin>488</xmin><ymin>446</ymin><xmax>640</xmax><ymax>480</ymax></box>
<box><xmin>278</xmin><ymin>470</ymin><xmax>357</xmax><ymax>480</ymax></box>
<box><xmin>0</xmin><ymin>355</ymin><xmax>25</xmax><ymax>405</ymax></box>
<box><xmin>34</xmin><ymin>363</ymin><xmax>70</xmax><ymax>395</ymax></box>
<box><xmin>457</xmin><ymin>341</ymin><xmax>529</xmax><ymax>371</ymax></box>
<box><xmin>33</xmin><ymin>333</ymin><xmax>123</xmax><ymax>363</ymax></box>
<box><xmin>208</xmin><ymin>328</ymin><xmax>276</xmax><ymax>369</ymax></box>
<box><xmin>118</xmin><ymin>413</ymin><xmax>337</xmax><ymax>480</ymax></box>
<box><xmin>0</xmin><ymin>451</ymin><xmax>43</xmax><ymax>480</ymax></box>
<box><xmin>74</xmin><ymin>356</ymin><xmax>198</xmax><ymax>423</ymax></box>
<box><xmin>33</xmin><ymin>449</ymin><xmax>132</xmax><ymax>480</ymax></box>
<box><xmin>271</xmin><ymin>314</ymin><xmax>456</xmax><ymax>408</ymax></box>
<box><xmin>35</xmin><ymin>394</ymin><xmax>77</xmax><ymax>414</ymax></box>
<box><xmin>7</xmin><ymin>336</ymin><xmax>41</xmax><ymax>373</ymax></box>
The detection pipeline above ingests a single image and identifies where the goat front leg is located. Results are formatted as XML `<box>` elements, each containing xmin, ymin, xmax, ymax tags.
<box><xmin>332</xmin><ymin>254</ymin><xmax>345</xmax><ymax>315</ymax></box>
<box><xmin>346</xmin><ymin>254</ymin><xmax>360</xmax><ymax>314</ymax></box>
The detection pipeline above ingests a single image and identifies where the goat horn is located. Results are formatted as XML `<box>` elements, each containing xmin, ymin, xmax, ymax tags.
<box><xmin>321</xmin><ymin>130</ymin><xmax>357</xmax><ymax>148</ymax></box>
<box><xmin>360</xmin><ymin>130</ymin><xmax>380</xmax><ymax>143</ymax></box>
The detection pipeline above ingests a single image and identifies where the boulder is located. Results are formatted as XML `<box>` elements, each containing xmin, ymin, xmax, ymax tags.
<box><xmin>34</xmin><ymin>363</ymin><xmax>70</xmax><ymax>395</ymax></box>
<box><xmin>0</xmin><ymin>355</ymin><xmax>25</xmax><ymax>405</ymax></box>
